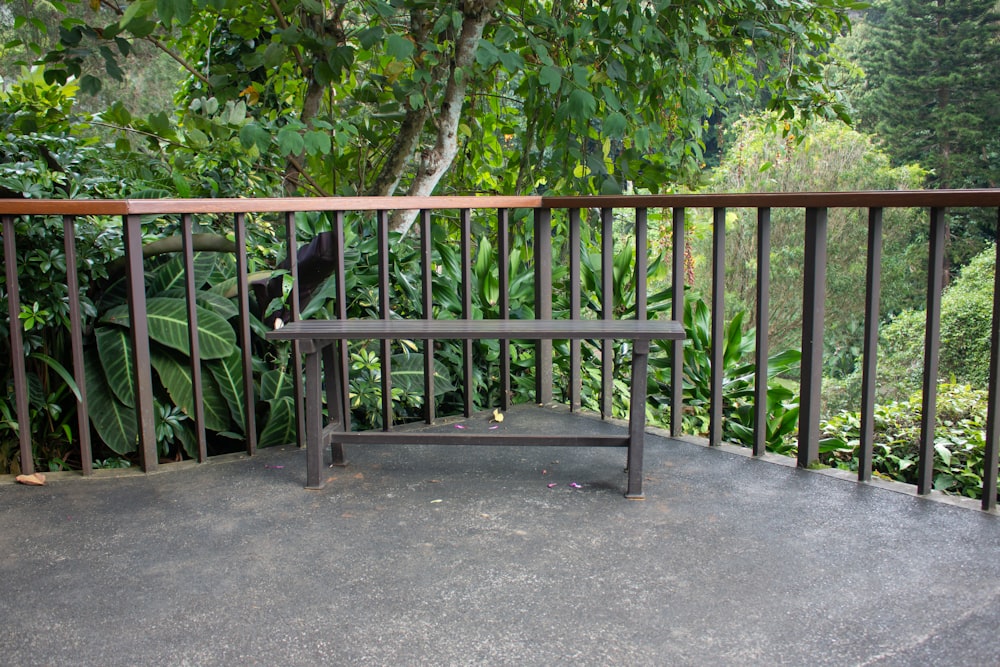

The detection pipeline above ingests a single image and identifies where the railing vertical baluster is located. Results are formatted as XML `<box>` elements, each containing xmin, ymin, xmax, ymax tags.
<box><xmin>859</xmin><ymin>207</ymin><xmax>884</xmax><ymax>482</ymax></box>
<box><xmin>461</xmin><ymin>209</ymin><xmax>474</xmax><ymax>417</ymax></box>
<box><xmin>671</xmin><ymin>208</ymin><xmax>685</xmax><ymax>437</ymax></box>
<box><xmin>534</xmin><ymin>208</ymin><xmax>553</xmax><ymax>404</ymax></box>
<box><xmin>709</xmin><ymin>207</ymin><xmax>726</xmax><ymax>447</ymax></box>
<box><xmin>497</xmin><ymin>208</ymin><xmax>512</xmax><ymax>411</ymax></box>
<box><xmin>983</xmin><ymin>207</ymin><xmax>1000</xmax><ymax>511</ymax></box>
<box><xmin>635</xmin><ymin>208</ymin><xmax>648</xmax><ymax>321</ymax></box>
<box><xmin>420</xmin><ymin>209</ymin><xmax>436</xmax><ymax>424</ymax></box>
<box><xmin>753</xmin><ymin>207</ymin><xmax>771</xmax><ymax>457</ymax></box>
<box><xmin>3</xmin><ymin>214</ymin><xmax>33</xmax><ymax>475</ymax></box>
<box><xmin>62</xmin><ymin>215</ymin><xmax>93</xmax><ymax>474</ymax></box>
<box><xmin>330</xmin><ymin>211</ymin><xmax>348</xmax><ymax>465</ymax></box>
<box><xmin>332</xmin><ymin>211</ymin><xmax>349</xmax><ymax>437</ymax></box>
<box><xmin>181</xmin><ymin>213</ymin><xmax>207</xmax><ymax>462</ymax></box>
<box><xmin>283</xmin><ymin>212</ymin><xmax>307</xmax><ymax>445</ymax></box>
<box><xmin>798</xmin><ymin>207</ymin><xmax>828</xmax><ymax>467</ymax></box>
<box><xmin>918</xmin><ymin>207</ymin><xmax>947</xmax><ymax>494</ymax></box>
<box><xmin>377</xmin><ymin>209</ymin><xmax>393</xmax><ymax>430</ymax></box>
<box><xmin>569</xmin><ymin>208</ymin><xmax>582</xmax><ymax>411</ymax></box>
<box><xmin>124</xmin><ymin>214</ymin><xmax>158</xmax><ymax>471</ymax></box>
<box><xmin>233</xmin><ymin>213</ymin><xmax>257</xmax><ymax>455</ymax></box>
<box><xmin>601</xmin><ymin>208</ymin><xmax>614</xmax><ymax>419</ymax></box>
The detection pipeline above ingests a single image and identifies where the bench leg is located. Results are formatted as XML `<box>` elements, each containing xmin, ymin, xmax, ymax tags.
<box><xmin>304</xmin><ymin>350</ymin><xmax>325</xmax><ymax>489</ymax></box>
<box><xmin>322</xmin><ymin>343</ymin><xmax>347</xmax><ymax>467</ymax></box>
<box><xmin>625</xmin><ymin>340</ymin><xmax>650</xmax><ymax>500</ymax></box>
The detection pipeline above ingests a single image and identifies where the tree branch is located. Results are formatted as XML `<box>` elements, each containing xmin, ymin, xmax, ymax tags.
<box><xmin>390</xmin><ymin>0</ymin><xmax>500</xmax><ymax>234</ymax></box>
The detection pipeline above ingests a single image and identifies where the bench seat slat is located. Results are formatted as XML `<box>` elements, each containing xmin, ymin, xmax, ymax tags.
<box><xmin>266</xmin><ymin>318</ymin><xmax>684</xmax><ymax>342</ymax></box>
<box><xmin>324</xmin><ymin>427</ymin><xmax>629</xmax><ymax>449</ymax></box>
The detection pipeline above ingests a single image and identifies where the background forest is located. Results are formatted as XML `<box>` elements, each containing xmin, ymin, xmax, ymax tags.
<box><xmin>1</xmin><ymin>0</ymin><xmax>999</xmax><ymax>500</ymax></box>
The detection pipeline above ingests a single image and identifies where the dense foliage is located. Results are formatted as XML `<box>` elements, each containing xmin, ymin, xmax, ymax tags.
<box><xmin>862</xmin><ymin>244</ymin><xmax>999</xmax><ymax>403</ymax></box>
<box><xmin>848</xmin><ymin>0</ymin><xmax>1000</xmax><ymax>190</ymax></box>
<box><xmin>6</xmin><ymin>0</ymin><xmax>859</xmax><ymax>232</ymax></box>
<box><xmin>701</xmin><ymin>115</ymin><xmax>927</xmax><ymax>355</ymax></box>
<box><xmin>822</xmin><ymin>383</ymin><xmax>996</xmax><ymax>502</ymax></box>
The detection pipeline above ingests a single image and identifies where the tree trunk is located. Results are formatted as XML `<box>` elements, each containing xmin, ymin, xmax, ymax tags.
<box><xmin>388</xmin><ymin>0</ymin><xmax>499</xmax><ymax>235</ymax></box>
<box><xmin>369</xmin><ymin>9</ymin><xmax>436</xmax><ymax>197</ymax></box>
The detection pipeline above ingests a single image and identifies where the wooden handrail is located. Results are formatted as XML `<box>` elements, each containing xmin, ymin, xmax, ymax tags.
<box><xmin>2</xmin><ymin>190</ymin><xmax>999</xmax><ymax>215</ymax></box>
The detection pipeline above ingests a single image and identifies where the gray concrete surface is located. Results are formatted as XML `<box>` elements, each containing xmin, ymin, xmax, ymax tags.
<box><xmin>1</xmin><ymin>406</ymin><xmax>998</xmax><ymax>666</ymax></box>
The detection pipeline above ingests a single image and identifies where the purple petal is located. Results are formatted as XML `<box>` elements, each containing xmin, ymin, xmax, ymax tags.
<box><xmin>489</xmin><ymin>425</ymin><xmax>500</xmax><ymax>430</ymax></box>
<box><xmin>569</xmin><ymin>482</ymin><xmax>582</xmax><ymax>488</ymax></box>
<box><xmin>547</xmin><ymin>483</ymin><xmax>558</xmax><ymax>488</ymax></box>
<box><xmin>454</xmin><ymin>424</ymin><xmax>466</xmax><ymax>429</ymax></box>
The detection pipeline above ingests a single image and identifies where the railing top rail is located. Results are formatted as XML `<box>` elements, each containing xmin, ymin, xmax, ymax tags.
<box><xmin>1</xmin><ymin>190</ymin><xmax>999</xmax><ymax>216</ymax></box>
<box><xmin>544</xmin><ymin>190</ymin><xmax>1000</xmax><ymax>208</ymax></box>
<box><xmin>0</xmin><ymin>196</ymin><xmax>542</xmax><ymax>216</ymax></box>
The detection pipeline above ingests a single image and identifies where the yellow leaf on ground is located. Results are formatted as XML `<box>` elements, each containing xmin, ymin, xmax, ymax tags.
<box><xmin>15</xmin><ymin>473</ymin><xmax>46</xmax><ymax>486</ymax></box>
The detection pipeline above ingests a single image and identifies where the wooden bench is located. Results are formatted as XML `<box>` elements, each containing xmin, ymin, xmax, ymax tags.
<box><xmin>266</xmin><ymin>319</ymin><xmax>684</xmax><ymax>499</ymax></box>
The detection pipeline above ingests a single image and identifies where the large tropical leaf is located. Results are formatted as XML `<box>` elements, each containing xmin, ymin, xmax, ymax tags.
<box><xmin>390</xmin><ymin>353</ymin><xmax>455</xmax><ymax>396</ymax></box>
<box><xmin>96</xmin><ymin>326</ymin><xmax>135</xmax><ymax>407</ymax></box>
<box><xmin>260</xmin><ymin>368</ymin><xmax>297</xmax><ymax>402</ymax></box>
<box><xmin>195</xmin><ymin>290</ymin><xmax>240</xmax><ymax>321</ymax></box>
<box><xmin>104</xmin><ymin>297</ymin><xmax>236</xmax><ymax>360</ymax></box>
<box><xmin>85</xmin><ymin>350</ymin><xmax>138</xmax><ymax>455</ymax></box>
<box><xmin>149</xmin><ymin>252</ymin><xmax>217</xmax><ymax>294</ymax></box>
<box><xmin>150</xmin><ymin>348</ymin><xmax>231</xmax><ymax>432</ymax></box>
<box><xmin>258</xmin><ymin>396</ymin><xmax>297</xmax><ymax>448</ymax></box>
<box><xmin>207</xmin><ymin>350</ymin><xmax>246</xmax><ymax>430</ymax></box>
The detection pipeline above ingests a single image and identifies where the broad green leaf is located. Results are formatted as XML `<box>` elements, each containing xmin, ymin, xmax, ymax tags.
<box><xmin>539</xmin><ymin>65</ymin><xmax>562</xmax><ymax>93</ymax></box>
<box><xmin>96</xmin><ymin>326</ymin><xmax>135</xmax><ymax>407</ymax></box>
<box><xmin>604</xmin><ymin>112</ymin><xmax>627</xmax><ymax>139</ymax></box>
<box><xmin>174</xmin><ymin>422</ymin><xmax>197</xmax><ymax>459</ymax></box>
<box><xmin>104</xmin><ymin>297</ymin><xmax>236</xmax><ymax>360</ymax></box>
<box><xmin>934</xmin><ymin>443</ymin><xmax>952</xmax><ymax>466</ymax></box>
<box><xmin>473</xmin><ymin>236</ymin><xmax>492</xmax><ymax>280</ymax></box>
<box><xmin>185</xmin><ymin>127</ymin><xmax>209</xmax><ymax>148</ymax></box>
<box><xmin>304</xmin><ymin>130</ymin><xmax>332</xmax><ymax>156</ymax></box>
<box><xmin>240</xmin><ymin>123</ymin><xmax>271</xmax><ymax>153</ymax></box>
<box><xmin>767</xmin><ymin>349</ymin><xmax>801</xmax><ymax>377</ymax></box>
<box><xmin>29</xmin><ymin>352</ymin><xmax>81</xmax><ymax>403</ymax></box>
<box><xmin>195</xmin><ymin>291</ymin><xmax>240</xmax><ymax>321</ymax></box>
<box><xmin>566</xmin><ymin>89</ymin><xmax>597</xmax><ymax>125</ymax></box>
<box><xmin>79</xmin><ymin>74</ymin><xmax>102</xmax><ymax>95</ymax></box>
<box><xmin>277</xmin><ymin>126</ymin><xmax>305</xmax><ymax>156</ymax></box>
<box><xmin>357</xmin><ymin>27</ymin><xmax>383</xmax><ymax>50</ymax></box>
<box><xmin>85</xmin><ymin>350</ymin><xmax>138</xmax><ymax>455</ymax></box>
<box><xmin>150</xmin><ymin>348</ymin><xmax>230</xmax><ymax>432</ymax></box>
<box><xmin>390</xmin><ymin>353</ymin><xmax>454</xmax><ymax>396</ymax></box>
<box><xmin>149</xmin><ymin>251</ymin><xmax>216</xmax><ymax>294</ymax></box>
<box><xmin>498</xmin><ymin>50</ymin><xmax>524</xmax><ymax>72</ymax></box>
<box><xmin>258</xmin><ymin>396</ymin><xmax>297</xmax><ymax>448</ymax></box>
<box><xmin>121</xmin><ymin>0</ymin><xmax>155</xmax><ymax>29</ymax></box>
<box><xmin>260</xmin><ymin>368</ymin><xmax>296</xmax><ymax>401</ymax></box>
<box><xmin>481</xmin><ymin>271</ymin><xmax>499</xmax><ymax>307</ymax></box>
<box><xmin>475</xmin><ymin>39</ymin><xmax>500</xmax><ymax>67</ymax></box>
<box><xmin>207</xmin><ymin>350</ymin><xmax>246</xmax><ymax>429</ymax></box>
<box><xmin>723</xmin><ymin>311</ymin><xmax>746</xmax><ymax>367</ymax></box>
<box><xmin>172</xmin><ymin>0</ymin><xmax>192</xmax><ymax>26</ymax></box>
<box><xmin>385</xmin><ymin>34</ymin><xmax>414</xmax><ymax>60</ymax></box>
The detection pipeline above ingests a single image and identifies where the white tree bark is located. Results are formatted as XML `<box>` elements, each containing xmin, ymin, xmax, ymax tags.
<box><xmin>388</xmin><ymin>0</ymin><xmax>498</xmax><ymax>235</ymax></box>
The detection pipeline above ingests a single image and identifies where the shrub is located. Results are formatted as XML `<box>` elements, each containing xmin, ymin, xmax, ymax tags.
<box><xmin>821</xmin><ymin>383</ymin><xmax>995</xmax><ymax>501</ymax></box>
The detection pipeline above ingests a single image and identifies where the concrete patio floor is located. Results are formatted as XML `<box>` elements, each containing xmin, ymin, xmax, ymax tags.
<box><xmin>1</xmin><ymin>407</ymin><xmax>998</xmax><ymax>666</ymax></box>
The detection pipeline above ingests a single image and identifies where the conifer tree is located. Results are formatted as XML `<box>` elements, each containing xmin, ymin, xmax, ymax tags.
<box><xmin>852</xmin><ymin>0</ymin><xmax>1000</xmax><ymax>189</ymax></box>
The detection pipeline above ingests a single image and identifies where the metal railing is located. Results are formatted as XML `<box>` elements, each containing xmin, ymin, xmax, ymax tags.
<box><xmin>2</xmin><ymin>191</ymin><xmax>999</xmax><ymax>510</ymax></box>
